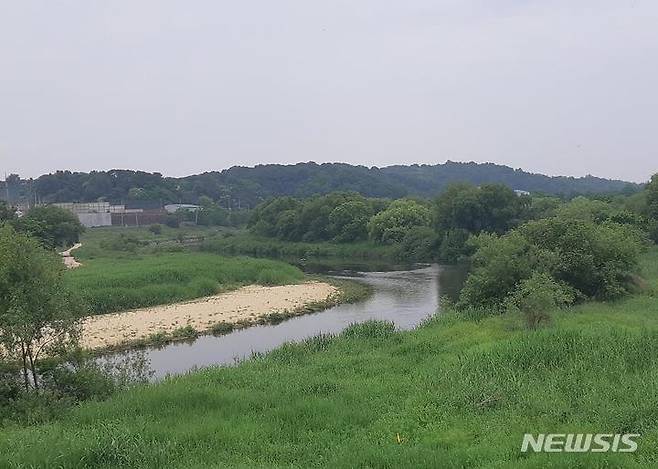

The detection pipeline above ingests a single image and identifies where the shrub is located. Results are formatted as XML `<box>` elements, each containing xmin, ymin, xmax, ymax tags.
<box><xmin>368</xmin><ymin>199</ymin><xmax>432</xmax><ymax>244</ymax></box>
<box><xmin>519</xmin><ymin>218</ymin><xmax>645</xmax><ymax>299</ymax></box>
<box><xmin>395</xmin><ymin>226</ymin><xmax>438</xmax><ymax>262</ymax></box>
<box><xmin>148</xmin><ymin>224</ymin><xmax>163</xmax><ymax>235</ymax></box>
<box><xmin>171</xmin><ymin>325</ymin><xmax>198</xmax><ymax>341</ymax></box>
<box><xmin>458</xmin><ymin>217</ymin><xmax>644</xmax><ymax>310</ymax></box>
<box><xmin>457</xmin><ymin>232</ymin><xmax>557</xmax><ymax>309</ymax></box>
<box><xmin>505</xmin><ymin>272</ymin><xmax>575</xmax><ymax>329</ymax></box>
<box><xmin>210</xmin><ymin>322</ymin><xmax>234</xmax><ymax>336</ymax></box>
<box><xmin>164</xmin><ymin>214</ymin><xmax>180</xmax><ymax>228</ymax></box>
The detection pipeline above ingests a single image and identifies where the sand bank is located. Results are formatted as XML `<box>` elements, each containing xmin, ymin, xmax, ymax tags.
<box><xmin>81</xmin><ymin>282</ymin><xmax>338</xmax><ymax>350</ymax></box>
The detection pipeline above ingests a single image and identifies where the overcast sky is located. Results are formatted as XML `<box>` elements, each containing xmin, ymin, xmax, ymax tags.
<box><xmin>1</xmin><ymin>1</ymin><xmax>656</xmax><ymax>182</ymax></box>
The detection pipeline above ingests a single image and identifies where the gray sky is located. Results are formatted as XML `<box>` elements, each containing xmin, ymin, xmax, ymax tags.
<box><xmin>1</xmin><ymin>1</ymin><xmax>657</xmax><ymax>182</ymax></box>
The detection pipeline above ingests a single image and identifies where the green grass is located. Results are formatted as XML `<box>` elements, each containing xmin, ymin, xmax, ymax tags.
<box><xmin>200</xmin><ymin>232</ymin><xmax>398</xmax><ymax>262</ymax></box>
<box><xmin>3</xmin><ymin>251</ymin><xmax>658</xmax><ymax>467</ymax></box>
<box><xmin>67</xmin><ymin>253</ymin><xmax>304</xmax><ymax>315</ymax></box>
<box><xmin>74</xmin><ymin>225</ymin><xmax>232</xmax><ymax>260</ymax></box>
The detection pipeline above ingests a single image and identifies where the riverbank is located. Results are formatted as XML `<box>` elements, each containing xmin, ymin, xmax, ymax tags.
<box><xmin>2</xmin><ymin>249</ymin><xmax>657</xmax><ymax>467</ymax></box>
<box><xmin>80</xmin><ymin>281</ymin><xmax>338</xmax><ymax>350</ymax></box>
<box><xmin>65</xmin><ymin>252</ymin><xmax>305</xmax><ymax>315</ymax></box>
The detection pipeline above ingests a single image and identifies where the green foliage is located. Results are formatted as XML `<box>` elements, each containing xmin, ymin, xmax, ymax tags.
<box><xmin>0</xmin><ymin>352</ymin><xmax>152</xmax><ymax>426</ymax></box>
<box><xmin>519</xmin><ymin>218</ymin><xmax>646</xmax><ymax>298</ymax></box>
<box><xmin>163</xmin><ymin>213</ymin><xmax>180</xmax><ymax>228</ymax></box>
<box><xmin>210</xmin><ymin>322</ymin><xmax>234</xmax><ymax>336</ymax></box>
<box><xmin>201</xmin><ymin>233</ymin><xmax>398</xmax><ymax>264</ymax></box>
<box><xmin>147</xmin><ymin>224</ymin><xmax>162</xmax><ymax>235</ymax></box>
<box><xmin>14</xmin><ymin>205</ymin><xmax>85</xmax><ymax>249</ymax></box>
<box><xmin>3</xmin><ymin>260</ymin><xmax>658</xmax><ymax>466</ymax></box>
<box><xmin>458</xmin><ymin>231</ymin><xmax>556</xmax><ymax>309</ymax></box>
<box><xmin>528</xmin><ymin>195</ymin><xmax>562</xmax><ymax>219</ymax></box>
<box><xmin>434</xmin><ymin>183</ymin><xmax>529</xmax><ymax>235</ymax></box>
<box><xmin>368</xmin><ymin>199</ymin><xmax>431</xmax><ymax>244</ymax></box>
<box><xmin>458</xmin><ymin>216</ymin><xmax>645</xmax><ymax>310</ymax></box>
<box><xmin>170</xmin><ymin>325</ymin><xmax>198</xmax><ymax>341</ymax></box>
<box><xmin>395</xmin><ymin>226</ymin><xmax>438</xmax><ymax>262</ymax></box>
<box><xmin>249</xmin><ymin>192</ymin><xmax>381</xmax><ymax>243</ymax></box>
<box><xmin>505</xmin><ymin>272</ymin><xmax>575</xmax><ymax>329</ymax></box>
<box><xmin>553</xmin><ymin>196</ymin><xmax>615</xmax><ymax>223</ymax></box>
<box><xmin>0</xmin><ymin>201</ymin><xmax>16</xmax><ymax>222</ymax></box>
<box><xmin>328</xmin><ymin>200</ymin><xmax>372</xmax><ymax>242</ymax></box>
<box><xmin>0</xmin><ymin>225</ymin><xmax>85</xmax><ymax>391</ymax></box>
<box><xmin>437</xmin><ymin>228</ymin><xmax>471</xmax><ymax>262</ymax></box>
<box><xmin>66</xmin><ymin>253</ymin><xmax>304</xmax><ymax>315</ymax></box>
<box><xmin>18</xmin><ymin>163</ymin><xmax>640</xmax><ymax>211</ymax></box>
<box><xmin>646</xmin><ymin>173</ymin><xmax>658</xmax><ymax>220</ymax></box>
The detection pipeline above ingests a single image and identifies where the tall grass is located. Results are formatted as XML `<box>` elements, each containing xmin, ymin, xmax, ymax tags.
<box><xmin>3</xmin><ymin>248</ymin><xmax>657</xmax><ymax>466</ymax></box>
<box><xmin>66</xmin><ymin>253</ymin><xmax>304</xmax><ymax>315</ymax></box>
<box><xmin>2</xmin><ymin>305</ymin><xmax>658</xmax><ymax>467</ymax></box>
<box><xmin>201</xmin><ymin>232</ymin><xmax>397</xmax><ymax>260</ymax></box>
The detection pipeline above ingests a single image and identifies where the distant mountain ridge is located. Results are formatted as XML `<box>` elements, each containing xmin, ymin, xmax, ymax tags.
<box><xmin>1</xmin><ymin>161</ymin><xmax>641</xmax><ymax>208</ymax></box>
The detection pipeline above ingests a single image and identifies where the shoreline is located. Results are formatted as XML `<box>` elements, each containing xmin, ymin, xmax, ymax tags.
<box><xmin>80</xmin><ymin>281</ymin><xmax>340</xmax><ymax>351</ymax></box>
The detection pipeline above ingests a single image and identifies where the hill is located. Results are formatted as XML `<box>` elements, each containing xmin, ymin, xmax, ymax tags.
<box><xmin>2</xmin><ymin>161</ymin><xmax>640</xmax><ymax>208</ymax></box>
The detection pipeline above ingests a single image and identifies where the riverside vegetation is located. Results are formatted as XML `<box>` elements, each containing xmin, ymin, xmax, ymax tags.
<box><xmin>0</xmin><ymin>248</ymin><xmax>657</xmax><ymax>467</ymax></box>
<box><xmin>1</xmin><ymin>173</ymin><xmax>658</xmax><ymax>466</ymax></box>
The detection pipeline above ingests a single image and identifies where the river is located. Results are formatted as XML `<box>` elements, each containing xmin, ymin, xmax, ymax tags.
<box><xmin>103</xmin><ymin>264</ymin><xmax>467</xmax><ymax>380</ymax></box>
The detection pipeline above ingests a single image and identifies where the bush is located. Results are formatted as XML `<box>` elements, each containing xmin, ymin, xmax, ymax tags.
<box><xmin>171</xmin><ymin>325</ymin><xmax>198</xmax><ymax>341</ymax></box>
<box><xmin>148</xmin><ymin>224</ymin><xmax>163</xmax><ymax>235</ymax></box>
<box><xmin>210</xmin><ymin>322</ymin><xmax>234</xmax><ymax>336</ymax></box>
<box><xmin>395</xmin><ymin>226</ymin><xmax>438</xmax><ymax>262</ymax></box>
<box><xmin>164</xmin><ymin>214</ymin><xmax>180</xmax><ymax>228</ymax></box>
<box><xmin>458</xmin><ymin>217</ymin><xmax>644</xmax><ymax>310</ymax></box>
<box><xmin>519</xmin><ymin>218</ymin><xmax>645</xmax><ymax>299</ymax></box>
<box><xmin>457</xmin><ymin>232</ymin><xmax>557</xmax><ymax>309</ymax></box>
<box><xmin>505</xmin><ymin>272</ymin><xmax>575</xmax><ymax>329</ymax></box>
<box><xmin>368</xmin><ymin>199</ymin><xmax>432</xmax><ymax>244</ymax></box>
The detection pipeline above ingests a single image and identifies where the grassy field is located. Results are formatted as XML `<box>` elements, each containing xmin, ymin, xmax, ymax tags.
<box><xmin>64</xmin><ymin>226</ymin><xmax>307</xmax><ymax>315</ymax></box>
<box><xmin>66</xmin><ymin>252</ymin><xmax>304</xmax><ymax>315</ymax></box>
<box><xmin>73</xmin><ymin>225</ymin><xmax>231</xmax><ymax>261</ymax></box>
<box><xmin>200</xmin><ymin>232</ymin><xmax>399</xmax><ymax>263</ymax></box>
<box><xmin>2</xmin><ymin>251</ymin><xmax>657</xmax><ymax>466</ymax></box>
<box><xmin>74</xmin><ymin>226</ymin><xmax>399</xmax><ymax>266</ymax></box>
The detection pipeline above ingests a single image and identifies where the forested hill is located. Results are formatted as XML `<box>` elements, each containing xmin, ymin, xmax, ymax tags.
<box><xmin>3</xmin><ymin>161</ymin><xmax>640</xmax><ymax>208</ymax></box>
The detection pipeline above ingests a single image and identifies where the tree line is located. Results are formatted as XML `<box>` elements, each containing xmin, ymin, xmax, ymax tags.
<box><xmin>2</xmin><ymin>161</ymin><xmax>640</xmax><ymax>209</ymax></box>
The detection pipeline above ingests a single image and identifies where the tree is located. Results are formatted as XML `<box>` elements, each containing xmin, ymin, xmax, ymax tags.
<box><xmin>328</xmin><ymin>200</ymin><xmax>372</xmax><ymax>242</ymax></box>
<box><xmin>0</xmin><ymin>226</ymin><xmax>84</xmax><ymax>392</ymax></box>
<box><xmin>506</xmin><ymin>272</ymin><xmax>574</xmax><ymax>329</ymax></box>
<box><xmin>457</xmin><ymin>217</ymin><xmax>645</xmax><ymax>311</ymax></box>
<box><xmin>434</xmin><ymin>183</ymin><xmax>529</xmax><ymax>235</ymax></box>
<box><xmin>553</xmin><ymin>196</ymin><xmax>613</xmax><ymax>223</ymax></box>
<box><xmin>0</xmin><ymin>201</ymin><xmax>16</xmax><ymax>222</ymax></box>
<box><xmin>457</xmin><ymin>232</ymin><xmax>557</xmax><ymax>309</ymax></box>
<box><xmin>646</xmin><ymin>173</ymin><xmax>658</xmax><ymax>220</ymax></box>
<box><xmin>16</xmin><ymin>206</ymin><xmax>85</xmax><ymax>249</ymax></box>
<box><xmin>396</xmin><ymin>226</ymin><xmax>438</xmax><ymax>262</ymax></box>
<box><xmin>368</xmin><ymin>199</ymin><xmax>432</xmax><ymax>244</ymax></box>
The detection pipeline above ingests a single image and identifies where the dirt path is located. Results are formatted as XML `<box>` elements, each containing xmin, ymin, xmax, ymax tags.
<box><xmin>81</xmin><ymin>282</ymin><xmax>338</xmax><ymax>350</ymax></box>
<box><xmin>60</xmin><ymin>243</ymin><xmax>82</xmax><ymax>269</ymax></box>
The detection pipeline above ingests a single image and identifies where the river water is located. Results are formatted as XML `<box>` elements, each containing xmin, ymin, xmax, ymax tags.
<box><xmin>104</xmin><ymin>264</ymin><xmax>467</xmax><ymax>379</ymax></box>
